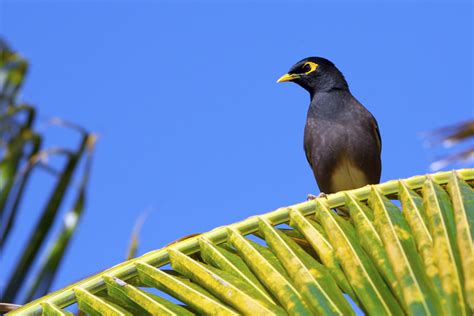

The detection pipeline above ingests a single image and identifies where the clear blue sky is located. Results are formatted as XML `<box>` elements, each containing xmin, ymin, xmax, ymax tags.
<box><xmin>1</xmin><ymin>0</ymin><xmax>473</xmax><ymax>305</ymax></box>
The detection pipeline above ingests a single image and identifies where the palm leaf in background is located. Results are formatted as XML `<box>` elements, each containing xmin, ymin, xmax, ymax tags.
<box><xmin>0</xmin><ymin>38</ymin><xmax>95</xmax><ymax>307</ymax></box>
<box><xmin>10</xmin><ymin>169</ymin><xmax>474</xmax><ymax>315</ymax></box>
<box><xmin>423</xmin><ymin>119</ymin><xmax>474</xmax><ymax>171</ymax></box>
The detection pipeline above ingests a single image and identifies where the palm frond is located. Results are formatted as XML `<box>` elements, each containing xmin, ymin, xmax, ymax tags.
<box><xmin>11</xmin><ymin>169</ymin><xmax>474</xmax><ymax>315</ymax></box>
<box><xmin>422</xmin><ymin>119</ymin><xmax>474</xmax><ymax>171</ymax></box>
<box><xmin>0</xmin><ymin>38</ymin><xmax>95</xmax><ymax>304</ymax></box>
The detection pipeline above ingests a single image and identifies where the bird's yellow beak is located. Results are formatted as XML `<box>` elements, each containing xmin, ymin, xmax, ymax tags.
<box><xmin>276</xmin><ymin>73</ymin><xmax>300</xmax><ymax>83</ymax></box>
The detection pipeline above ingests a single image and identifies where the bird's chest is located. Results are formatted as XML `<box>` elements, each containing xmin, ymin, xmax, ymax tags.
<box><xmin>304</xmin><ymin>116</ymin><xmax>352</xmax><ymax>149</ymax></box>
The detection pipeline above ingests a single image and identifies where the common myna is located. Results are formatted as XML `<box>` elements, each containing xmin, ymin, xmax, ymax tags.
<box><xmin>277</xmin><ymin>57</ymin><xmax>381</xmax><ymax>195</ymax></box>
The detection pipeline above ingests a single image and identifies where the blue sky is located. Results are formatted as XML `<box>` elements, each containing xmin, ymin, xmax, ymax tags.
<box><xmin>1</xmin><ymin>0</ymin><xmax>473</xmax><ymax>306</ymax></box>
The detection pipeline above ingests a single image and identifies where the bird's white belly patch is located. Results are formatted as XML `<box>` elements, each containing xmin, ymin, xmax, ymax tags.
<box><xmin>330</xmin><ymin>157</ymin><xmax>368</xmax><ymax>192</ymax></box>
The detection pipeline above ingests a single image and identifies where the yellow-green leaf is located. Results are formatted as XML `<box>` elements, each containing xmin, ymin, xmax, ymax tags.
<box><xmin>289</xmin><ymin>208</ymin><xmax>356</xmax><ymax>300</ymax></box>
<box><xmin>423</xmin><ymin>178</ymin><xmax>469</xmax><ymax>315</ymax></box>
<box><xmin>136</xmin><ymin>260</ymin><xmax>238</xmax><ymax>315</ymax></box>
<box><xmin>74</xmin><ymin>287</ymin><xmax>132</xmax><ymax>316</ymax></box>
<box><xmin>314</xmin><ymin>200</ymin><xmax>404</xmax><ymax>315</ymax></box>
<box><xmin>41</xmin><ymin>302</ymin><xmax>73</xmax><ymax>316</ymax></box>
<box><xmin>199</xmin><ymin>237</ymin><xmax>274</xmax><ymax>304</ymax></box>
<box><xmin>446</xmin><ymin>172</ymin><xmax>474</xmax><ymax>311</ymax></box>
<box><xmin>104</xmin><ymin>274</ymin><xmax>192</xmax><ymax>315</ymax></box>
<box><xmin>345</xmin><ymin>193</ymin><xmax>403</xmax><ymax>304</ymax></box>
<box><xmin>228</xmin><ymin>227</ymin><xmax>312</xmax><ymax>315</ymax></box>
<box><xmin>259</xmin><ymin>218</ymin><xmax>354</xmax><ymax>315</ymax></box>
<box><xmin>168</xmin><ymin>248</ymin><xmax>285</xmax><ymax>315</ymax></box>
<box><xmin>369</xmin><ymin>188</ymin><xmax>442</xmax><ymax>315</ymax></box>
<box><xmin>398</xmin><ymin>181</ymin><xmax>443</xmax><ymax>301</ymax></box>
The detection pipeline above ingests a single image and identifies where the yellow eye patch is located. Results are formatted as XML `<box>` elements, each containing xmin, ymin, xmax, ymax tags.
<box><xmin>276</xmin><ymin>61</ymin><xmax>319</xmax><ymax>83</ymax></box>
<box><xmin>303</xmin><ymin>62</ymin><xmax>318</xmax><ymax>74</ymax></box>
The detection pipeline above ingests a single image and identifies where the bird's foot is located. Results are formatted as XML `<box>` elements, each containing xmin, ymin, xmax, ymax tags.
<box><xmin>307</xmin><ymin>192</ymin><xmax>327</xmax><ymax>201</ymax></box>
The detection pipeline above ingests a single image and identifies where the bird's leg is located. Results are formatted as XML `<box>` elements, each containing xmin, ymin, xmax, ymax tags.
<box><xmin>307</xmin><ymin>192</ymin><xmax>327</xmax><ymax>201</ymax></box>
<box><xmin>307</xmin><ymin>193</ymin><xmax>350</xmax><ymax>217</ymax></box>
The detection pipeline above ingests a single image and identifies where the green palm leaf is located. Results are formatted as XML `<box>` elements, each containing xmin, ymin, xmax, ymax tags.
<box><xmin>10</xmin><ymin>169</ymin><xmax>474</xmax><ymax>315</ymax></box>
<box><xmin>1</xmin><ymin>39</ymin><xmax>96</xmax><ymax>305</ymax></box>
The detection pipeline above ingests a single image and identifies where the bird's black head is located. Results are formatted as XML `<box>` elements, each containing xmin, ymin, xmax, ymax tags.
<box><xmin>277</xmin><ymin>57</ymin><xmax>348</xmax><ymax>95</ymax></box>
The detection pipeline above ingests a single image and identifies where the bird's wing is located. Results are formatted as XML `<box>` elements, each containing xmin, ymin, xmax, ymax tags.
<box><xmin>303</xmin><ymin>120</ymin><xmax>340</xmax><ymax>193</ymax></box>
<box><xmin>304</xmin><ymin>121</ymin><xmax>322</xmax><ymax>171</ymax></box>
<box><xmin>304</xmin><ymin>141</ymin><xmax>314</xmax><ymax>170</ymax></box>
<box><xmin>370</xmin><ymin>114</ymin><xmax>382</xmax><ymax>153</ymax></box>
<box><xmin>350</xmin><ymin>97</ymin><xmax>382</xmax><ymax>154</ymax></box>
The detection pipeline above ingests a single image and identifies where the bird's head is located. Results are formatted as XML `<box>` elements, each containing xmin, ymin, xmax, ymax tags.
<box><xmin>277</xmin><ymin>57</ymin><xmax>348</xmax><ymax>95</ymax></box>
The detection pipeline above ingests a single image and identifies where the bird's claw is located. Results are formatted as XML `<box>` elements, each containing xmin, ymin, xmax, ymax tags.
<box><xmin>307</xmin><ymin>192</ymin><xmax>327</xmax><ymax>201</ymax></box>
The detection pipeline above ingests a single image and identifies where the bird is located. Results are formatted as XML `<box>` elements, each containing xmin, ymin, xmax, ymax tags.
<box><xmin>277</xmin><ymin>57</ymin><xmax>381</xmax><ymax>197</ymax></box>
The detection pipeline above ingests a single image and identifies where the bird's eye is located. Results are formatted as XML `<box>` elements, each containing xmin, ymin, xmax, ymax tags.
<box><xmin>301</xmin><ymin>62</ymin><xmax>318</xmax><ymax>74</ymax></box>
